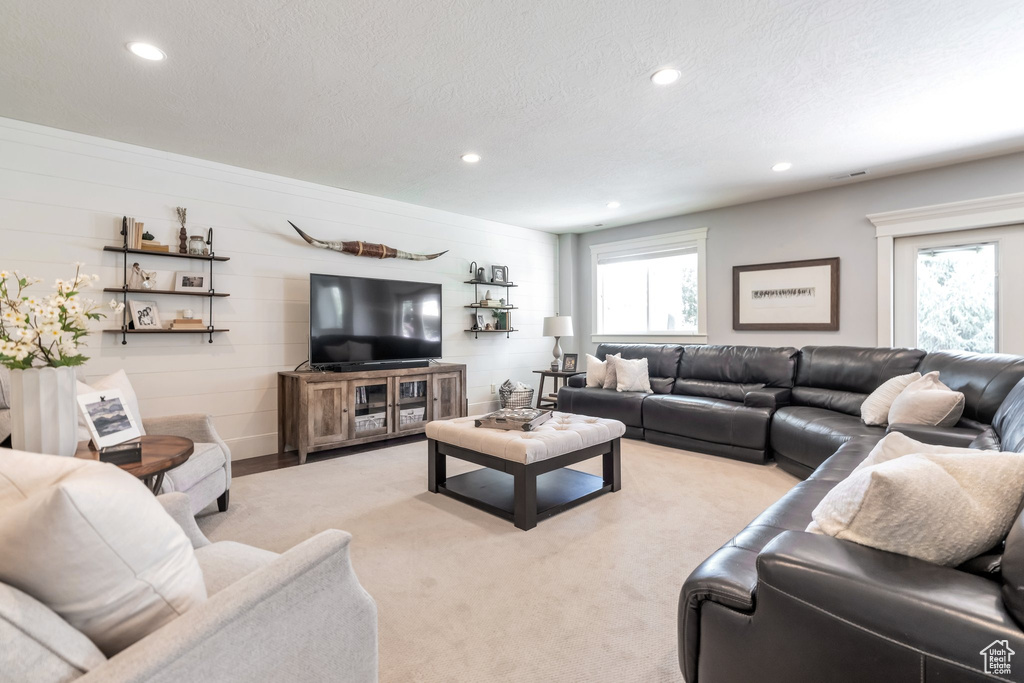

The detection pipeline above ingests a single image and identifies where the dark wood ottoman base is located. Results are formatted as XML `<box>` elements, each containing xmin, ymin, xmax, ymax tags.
<box><xmin>428</xmin><ymin>437</ymin><xmax>621</xmax><ymax>531</ymax></box>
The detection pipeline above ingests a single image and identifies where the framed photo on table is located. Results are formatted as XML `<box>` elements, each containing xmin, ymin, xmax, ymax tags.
<box><xmin>733</xmin><ymin>257</ymin><xmax>839</xmax><ymax>331</ymax></box>
<box><xmin>561</xmin><ymin>353</ymin><xmax>578</xmax><ymax>373</ymax></box>
<box><xmin>77</xmin><ymin>389</ymin><xmax>142</xmax><ymax>449</ymax></box>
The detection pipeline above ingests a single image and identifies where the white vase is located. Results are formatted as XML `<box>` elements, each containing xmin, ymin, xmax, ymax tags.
<box><xmin>10</xmin><ymin>366</ymin><xmax>79</xmax><ymax>457</ymax></box>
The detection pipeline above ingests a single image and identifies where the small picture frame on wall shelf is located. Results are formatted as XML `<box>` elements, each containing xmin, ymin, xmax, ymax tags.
<box><xmin>129</xmin><ymin>300</ymin><xmax>162</xmax><ymax>330</ymax></box>
<box><xmin>174</xmin><ymin>271</ymin><xmax>208</xmax><ymax>293</ymax></box>
<box><xmin>490</xmin><ymin>265</ymin><xmax>508</xmax><ymax>284</ymax></box>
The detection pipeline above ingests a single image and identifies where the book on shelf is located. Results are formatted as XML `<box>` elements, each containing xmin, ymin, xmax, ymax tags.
<box><xmin>140</xmin><ymin>242</ymin><xmax>170</xmax><ymax>252</ymax></box>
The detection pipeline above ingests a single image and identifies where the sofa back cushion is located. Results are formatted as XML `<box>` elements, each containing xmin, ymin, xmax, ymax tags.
<box><xmin>993</xmin><ymin>377</ymin><xmax>1024</xmax><ymax>453</ymax></box>
<box><xmin>792</xmin><ymin>346</ymin><xmax>926</xmax><ymax>416</ymax></box>
<box><xmin>917</xmin><ymin>351</ymin><xmax>1024</xmax><ymax>425</ymax></box>
<box><xmin>595</xmin><ymin>343</ymin><xmax>682</xmax><ymax>394</ymax></box>
<box><xmin>0</xmin><ymin>449</ymin><xmax>207</xmax><ymax>655</ymax></box>
<box><xmin>673</xmin><ymin>345</ymin><xmax>798</xmax><ymax>401</ymax></box>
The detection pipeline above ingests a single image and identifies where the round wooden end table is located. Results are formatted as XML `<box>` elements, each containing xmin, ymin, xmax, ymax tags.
<box><xmin>75</xmin><ymin>435</ymin><xmax>194</xmax><ymax>494</ymax></box>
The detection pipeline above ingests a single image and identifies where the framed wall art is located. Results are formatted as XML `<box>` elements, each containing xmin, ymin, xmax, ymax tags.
<box><xmin>733</xmin><ymin>257</ymin><xmax>839</xmax><ymax>331</ymax></box>
<box><xmin>174</xmin><ymin>271</ymin><xmax>208</xmax><ymax>293</ymax></box>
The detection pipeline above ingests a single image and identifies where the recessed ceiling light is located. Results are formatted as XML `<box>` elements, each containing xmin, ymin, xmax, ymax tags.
<box><xmin>771</xmin><ymin>162</ymin><xmax>793</xmax><ymax>172</ymax></box>
<box><xmin>650</xmin><ymin>68</ymin><xmax>681</xmax><ymax>85</ymax></box>
<box><xmin>461</xmin><ymin>153</ymin><xmax>481</xmax><ymax>163</ymax></box>
<box><xmin>127</xmin><ymin>42</ymin><xmax>166</xmax><ymax>61</ymax></box>
<box><xmin>606</xmin><ymin>201</ymin><xmax>621</xmax><ymax>209</ymax></box>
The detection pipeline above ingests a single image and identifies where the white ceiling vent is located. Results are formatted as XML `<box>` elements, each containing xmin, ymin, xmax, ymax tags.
<box><xmin>830</xmin><ymin>170</ymin><xmax>870</xmax><ymax>181</ymax></box>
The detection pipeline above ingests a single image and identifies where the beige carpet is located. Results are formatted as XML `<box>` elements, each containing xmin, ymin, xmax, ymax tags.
<box><xmin>198</xmin><ymin>438</ymin><xmax>798</xmax><ymax>683</ymax></box>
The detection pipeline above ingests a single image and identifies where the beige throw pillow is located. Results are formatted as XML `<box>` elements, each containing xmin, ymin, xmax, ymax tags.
<box><xmin>887</xmin><ymin>371</ymin><xmax>965</xmax><ymax>428</ymax></box>
<box><xmin>612</xmin><ymin>357</ymin><xmax>653</xmax><ymax>393</ymax></box>
<box><xmin>77</xmin><ymin>369</ymin><xmax>146</xmax><ymax>442</ymax></box>
<box><xmin>808</xmin><ymin>450</ymin><xmax>1024</xmax><ymax>566</ymax></box>
<box><xmin>860</xmin><ymin>372</ymin><xmax>921</xmax><ymax>426</ymax></box>
<box><xmin>599</xmin><ymin>353</ymin><xmax>622</xmax><ymax>390</ymax></box>
<box><xmin>585</xmin><ymin>353</ymin><xmax>611</xmax><ymax>388</ymax></box>
<box><xmin>0</xmin><ymin>449</ymin><xmax>207</xmax><ymax>655</ymax></box>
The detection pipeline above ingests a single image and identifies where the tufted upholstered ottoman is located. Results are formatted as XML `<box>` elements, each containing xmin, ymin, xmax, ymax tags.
<box><xmin>425</xmin><ymin>411</ymin><xmax>625</xmax><ymax>530</ymax></box>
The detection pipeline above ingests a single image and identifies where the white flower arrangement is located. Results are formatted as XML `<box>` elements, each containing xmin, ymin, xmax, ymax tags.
<box><xmin>0</xmin><ymin>264</ymin><xmax>124</xmax><ymax>370</ymax></box>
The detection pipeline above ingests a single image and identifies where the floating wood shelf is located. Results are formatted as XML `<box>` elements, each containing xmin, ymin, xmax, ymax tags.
<box><xmin>465</xmin><ymin>304</ymin><xmax>517</xmax><ymax>310</ymax></box>
<box><xmin>104</xmin><ymin>328</ymin><xmax>230</xmax><ymax>335</ymax></box>
<box><xmin>103</xmin><ymin>287</ymin><xmax>229</xmax><ymax>298</ymax></box>
<box><xmin>463</xmin><ymin>279</ymin><xmax>517</xmax><ymax>288</ymax></box>
<box><xmin>104</xmin><ymin>246</ymin><xmax>229</xmax><ymax>262</ymax></box>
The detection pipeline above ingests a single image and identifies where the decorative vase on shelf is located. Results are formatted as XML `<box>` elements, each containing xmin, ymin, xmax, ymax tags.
<box><xmin>10</xmin><ymin>367</ymin><xmax>78</xmax><ymax>456</ymax></box>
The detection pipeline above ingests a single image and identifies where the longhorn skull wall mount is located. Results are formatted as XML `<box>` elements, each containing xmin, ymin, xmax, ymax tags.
<box><xmin>288</xmin><ymin>221</ymin><xmax>447</xmax><ymax>261</ymax></box>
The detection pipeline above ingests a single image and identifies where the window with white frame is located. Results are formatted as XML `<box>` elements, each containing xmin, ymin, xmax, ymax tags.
<box><xmin>591</xmin><ymin>229</ymin><xmax>707</xmax><ymax>339</ymax></box>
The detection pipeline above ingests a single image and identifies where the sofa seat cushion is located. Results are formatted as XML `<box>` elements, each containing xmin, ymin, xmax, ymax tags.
<box><xmin>554</xmin><ymin>386</ymin><xmax>647</xmax><ymax>428</ymax></box>
<box><xmin>0</xmin><ymin>582</ymin><xmax>107</xmax><ymax>681</ymax></box>
<box><xmin>807</xmin><ymin>436</ymin><xmax>882</xmax><ymax>483</ymax></box>
<box><xmin>194</xmin><ymin>541</ymin><xmax>278</xmax><ymax>596</ymax></box>
<box><xmin>643</xmin><ymin>395</ymin><xmax>773</xmax><ymax>450</ymax></box>
<box><xmin>771</xmin><ymin>406</ymin><xmax>886</xmax><ymax>472</ymax></box>
<box><xmin>673</xmin><ymin>379</ymin><xmax>764</xmax><ymax>402</ymax></box>
<box><xmin>160</xmin><ymin>442</ymin><xmax>226</xmax><ymax>493</ymax></box>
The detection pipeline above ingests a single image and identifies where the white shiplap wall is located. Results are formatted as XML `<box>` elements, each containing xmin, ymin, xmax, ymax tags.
<box><xmin>0</xmin><ymin>118</ymin><xmax>558</xmax><ymax>459</ymax></box>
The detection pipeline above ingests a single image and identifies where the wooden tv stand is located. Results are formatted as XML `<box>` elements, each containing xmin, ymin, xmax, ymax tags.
<box><xmin>278</xmin><ymin>363</ymin><xmax>467</xmax><ymax>464</ymax></box>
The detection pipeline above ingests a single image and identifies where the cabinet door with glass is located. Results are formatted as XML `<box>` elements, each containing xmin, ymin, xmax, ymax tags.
<box><xmin>393</xmin><ymin>375</ymin><xmax>431</xmax><ymax>432</ymax></box>
<box><xmin>349</xmin><ymin>378</ymin><xmax>390</xmax><ymax>438</ymax></box>
<box><xmin>431</xmin><ymin>372</ymin><xmax>463</xmax><ymax>421</ymax></box>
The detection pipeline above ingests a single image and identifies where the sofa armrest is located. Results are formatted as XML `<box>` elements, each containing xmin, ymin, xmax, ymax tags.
<box><xmin>743</xmin><ymin>387</ymin><xmax>790</xmax><ymax>411</ymax></box>
<box><xmin>886</xmin><ymin>423</ymin><xmax>981</xmax><ymax>448</ymax></box>
<box><xmin>80</xmin><ymin>530</ymin><xmax>378</xmax><ymax>683</ymax></box>
<box><xmin>567</xmin><ymin>373</ymin><xmax>587</xmax><ymax>388</ymax></box>
<box><xmin>143</xmin><ymin>413</ymin><xmax>231</xmax><ymax>488</ymax></box>
<box><xmin>756</xmin><ymin>531</ymin><xmax>1022</xmax><ymax>676</ymax></box>
<box><xmin>156</xmin><ymin>493</ymin><xmax>210</xmax><ymax>549</ymax></box>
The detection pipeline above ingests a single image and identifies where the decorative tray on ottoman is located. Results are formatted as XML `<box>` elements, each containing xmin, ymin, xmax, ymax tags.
<box><xmin>474</xmin><ymin>408</ymin><xmax>552</xmax><ymax>431</ymax></box>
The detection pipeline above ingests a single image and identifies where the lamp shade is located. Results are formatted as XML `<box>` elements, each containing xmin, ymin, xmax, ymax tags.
<box><xmin>542</xmin><ymin>316</ymin><xmax>573</xmax><ymax>337</ymax></box>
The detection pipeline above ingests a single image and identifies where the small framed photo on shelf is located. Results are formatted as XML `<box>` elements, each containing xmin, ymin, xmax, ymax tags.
<box><xmin>77</xmin><ymin>389</ymin><xmax>142</xmax><ymax>449</ymax></box>
<box><xmin>174</xmin><ymin>271</ymin><xmax>208</xmax><ymax>293</ymax></box>
<box><xmin>129</xmin><ymin>300</ymin><xmax>162</xmax><ymax>329</ymax></box>
<box><xmin>561</xmin><ymin>353</ymin><xmax>578</xmax><ymax>373</ymax></box>
<box><xmin>475</xmin><ymin>314</ymin><xmax>485</xmax><ymax>330</ymax></box>
<box><xmin>490</xmin><ymin>265</ymin><xmax>507</xmax><ymax>284</ymax></box>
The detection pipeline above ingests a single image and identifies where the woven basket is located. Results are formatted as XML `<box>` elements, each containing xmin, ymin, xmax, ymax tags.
<box><xmin>499</xmin><ymin>384</ymin><xmax>535</xmax><ymax>409</ymax></box>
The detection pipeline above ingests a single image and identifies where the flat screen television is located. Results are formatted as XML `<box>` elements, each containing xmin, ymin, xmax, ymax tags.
<box><xmin>309</xmin><ymin>273</ymin><xmax>442</xmax><ymax>369</ymax></box>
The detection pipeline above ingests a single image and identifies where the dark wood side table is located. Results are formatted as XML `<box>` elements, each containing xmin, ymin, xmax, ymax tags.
<box><xmin>75</xmin><ymin>435</ymin><xmax>194</xmax><ymax>494</ymax></box>
<box><xmin>532</xmin><ymin>370</ymin><xmax>580</xmax><ymax>409</ymax></box>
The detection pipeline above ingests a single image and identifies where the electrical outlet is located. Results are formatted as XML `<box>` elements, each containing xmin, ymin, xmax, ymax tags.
<box><xmin>490</xmin><ymin>383</ymin><xmax>496</xmax><ymax>394</ymax></box>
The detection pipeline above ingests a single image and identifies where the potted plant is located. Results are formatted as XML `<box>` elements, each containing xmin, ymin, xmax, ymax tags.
<box><xmin>0</xmin><ymin>264</ymin><xmax>123</xmax><ymax>456</ymax></box>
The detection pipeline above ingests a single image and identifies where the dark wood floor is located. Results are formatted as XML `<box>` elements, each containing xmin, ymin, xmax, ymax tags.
<box><xmin>234</xmin><ymin>433</ymin><xmax>427</xmax><ymax>477</ymax></box>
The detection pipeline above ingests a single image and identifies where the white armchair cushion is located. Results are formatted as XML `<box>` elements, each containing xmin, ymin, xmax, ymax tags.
<box><xmin>0</xmin><ymin>448</ymin><xmax>207</xmax><ymax>655</ymax></box>
<box><xmin>77</xmin><ymin>369</ymin><xmax>146</xmax><ymax>441</ymax></box>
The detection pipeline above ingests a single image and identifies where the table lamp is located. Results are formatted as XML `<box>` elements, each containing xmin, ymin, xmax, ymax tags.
<box><xmin>542</xmin><ymin>315</ymin><xmax>574</xmax><ymax>371</ymax></box>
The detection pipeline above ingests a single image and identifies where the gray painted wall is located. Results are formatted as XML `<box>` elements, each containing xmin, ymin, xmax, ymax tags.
<box><xmin>571</xmin><ymin>151</ymin><xmax>1024</xmax><ymax>356</ymax></box>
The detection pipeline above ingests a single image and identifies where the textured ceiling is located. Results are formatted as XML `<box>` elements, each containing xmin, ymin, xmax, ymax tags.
<box><xmin>3</xmin><ymin>0</ymin><xmax>1024</xmax><ymax>232</ymax></box>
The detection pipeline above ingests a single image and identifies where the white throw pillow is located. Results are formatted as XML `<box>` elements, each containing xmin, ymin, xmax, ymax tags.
<box><xmin>77</xmin><ymin>369</ymin><xmax>146</xmax><ymax>441</ymax></box>
<box><xmin>594</xmin><ymin>353</ymin><xmax>621</xmax><ymax>390</ymax></box>
<box><xmin>0</xmin><ymin>448</ymin><xmax>207</xmax><ymax>655</ymax></box>
<box><xmin>860</xmin><ymin>372</ymin><xmax>921</xmax><ymax>426</ymax></box>
<box><xmin>613</xmin><ymin>357</ymin><xmax>653</xmax><ymax>393</ymax></box>
<box><xmin>852</xmin><ymin>431</ymin><xmax>977</xmax><ymax>476</ymax></box>
<box><xmin>808</xmin><ymin>450</ymin><xmax>1024</xmax><ymax>566</ymax></box>
<box><xmin>887</xmin><ymin>371</ymin><xmax>965</xmax><ymax>428</ymax></box>
<box><xmin>585</xmin><ymin>354</ymin><xmax>608</xmax><ymax>388</ymax></box>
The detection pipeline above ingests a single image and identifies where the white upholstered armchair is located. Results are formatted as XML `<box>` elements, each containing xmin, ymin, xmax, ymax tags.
<box><xmin>143</xmin><ymin>413</ymin><xmax>232</xmax><ymax>515</ymax></box>
<box><xmin>0</xmin><ymin>492</ymin><xmax>379</xmax><ymax>683</ymax></box>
